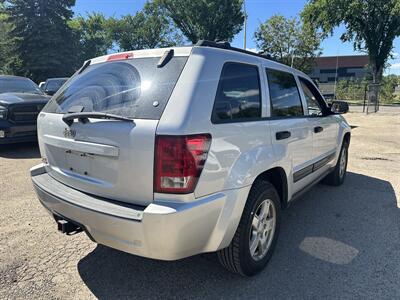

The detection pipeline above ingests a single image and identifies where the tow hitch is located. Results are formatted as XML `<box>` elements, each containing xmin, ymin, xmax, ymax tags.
<box><xmin>56</xmin><ymin>218</ymin><xmax>83</xmax><ymax>235</ymax></box>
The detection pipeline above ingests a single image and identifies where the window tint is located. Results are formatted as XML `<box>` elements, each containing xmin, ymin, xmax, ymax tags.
<box><xmin>299</xmin><ymin>77</ymin><xmax>328</xmax><ymax>116</ymax></box>
<box><xmin>266</xmin><ymin>69</ymin><xmax>303</xmax><ymax>117</ymax></box>
<box><xmin>45</xmin><ymin>79</ymin><xmax>67</xmax><ymax>92</ymax></box>
<box><xmin>212</xmin><ymin>62</ymin><xmax>261</xmax><ymax>122</ymax></box>
<box><xmin>44</xmin><ymin>57</ymin><xmax>188</xmax><ymax>120</ymax></box>
<box><xmin>299</xmin><ymin>78</ymin><xmax>323</xmax><ymax>116</ymax></box>
<box><xmin>0</xmin><ymin>77</ymin><xmax>43</xmax><ymax>95</ymax></box>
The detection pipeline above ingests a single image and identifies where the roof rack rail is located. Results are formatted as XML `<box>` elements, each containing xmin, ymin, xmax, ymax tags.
<box><xmin>195</xmin><ymin>40</ymin><xmax>275</xmax><ymax>62</ymax></box>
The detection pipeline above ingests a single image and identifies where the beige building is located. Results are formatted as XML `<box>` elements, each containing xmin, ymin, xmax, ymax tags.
<box><xmin>310</xmin><ymin>55</ymin><xmax>369</xmax><ymax>83</ymax></box>
<box><xmin>310</xmin><ymin>55</ymin><xmax>370</xmax><ymax>98</ymax></box>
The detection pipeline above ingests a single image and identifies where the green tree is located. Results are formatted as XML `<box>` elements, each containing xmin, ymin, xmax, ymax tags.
<box><xmin>333</xmin><ymin>78</ymin><xmax>374</xmax><ymax>102</ymax></box>
<box><xmin>4</xmin><ymin>0</ymin><xmax>78</xmax><ymax>82</ymax></box>
<box><xmin>111</xmin><ymin>1</ymin><xmax>183</xmax><ymax>51</ymax></box>
<box><xmin>159</xmin><ymin>0</ymin><xmax>244</xmax><ymax>43</ymax></box>
<box><xmin>254</xmin><ymin>14</ymin><xmax>321</xmax><ymax>74</ymax></box>
<box><xmin>0</xmin><ymin>1</ymin><xmax>16</xmax><ymax>74</ymax></box>
<box><xmin>0</xmin><ymin>3</ymin><xmax>8</xmax><ymax>73</ymax></box>
<box><xmin>380</xmin><ymin>74</ymin><xmax>400</xmax><ymax>103</ymax></box>
<box><xmin>302</xmin><ymin>0</ymin><xmax>400</xmax><ymax>88</ymax></box>
<box><xmin>69</xmin><ymin>13</ymin><xmax>114</xmax><ymax>62</ymax></box>
<box><xmin>335</xmin><ymin>80</ymin><xmax>350</xmax><ymax>100</ymax></box>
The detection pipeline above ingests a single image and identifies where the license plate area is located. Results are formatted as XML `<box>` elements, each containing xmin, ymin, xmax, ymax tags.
<box><xmin>65</xmin><ymin>150</ymin><xmax>94</xmax><ymax>176</ymax></box>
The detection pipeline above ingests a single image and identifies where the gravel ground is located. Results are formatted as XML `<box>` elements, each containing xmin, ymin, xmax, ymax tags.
<box><xmin>1</xmin><ymin>111</ymin><xmax>399</xmax><ymax>299</ymax></box>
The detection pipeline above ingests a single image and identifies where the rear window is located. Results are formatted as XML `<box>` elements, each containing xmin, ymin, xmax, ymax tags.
<box><xmin>212</xmin><ymin>62</ymin><xmax>261</xmax><ymax>123</ymax></box>
<box><xmin>44</xmin><ymin>56</ymin><xmax>188</xmax><ymax>119</ymax></box>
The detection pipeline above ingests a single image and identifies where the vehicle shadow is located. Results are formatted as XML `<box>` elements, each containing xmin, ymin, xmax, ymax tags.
<box><xmin>0</xmin><ymin>142</ymin><xmax>40</xmax><ymax>159</ymax></box>
<box><xmin>77</xmin><ymin>172</ymin><xmax>399</xmax><ymax>299</ymax></box>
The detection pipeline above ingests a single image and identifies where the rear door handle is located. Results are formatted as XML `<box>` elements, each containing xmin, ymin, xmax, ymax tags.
<box><xmin>276</xmin><ymin>131</ymin><xmax>291</xmax><ymax>140</ymax></box>
<box><xmin>314</xmin><ymin>126</ymin><xmax>324</xmax><ymax>133</ymax></box>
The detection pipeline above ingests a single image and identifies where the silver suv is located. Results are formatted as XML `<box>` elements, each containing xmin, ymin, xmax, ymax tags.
<box><xmin>31</xmin><ymin>41</ymin><xmax>351</xmax><ymax>276</ymax></box>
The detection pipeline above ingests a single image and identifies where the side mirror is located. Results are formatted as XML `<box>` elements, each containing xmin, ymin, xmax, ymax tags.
<box><xmin>331</xmin><ymin>100</ymin><xmax>349</xmax><ymax>114</ymax></box>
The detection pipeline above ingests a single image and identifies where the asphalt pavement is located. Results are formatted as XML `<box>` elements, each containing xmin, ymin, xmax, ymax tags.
<box><xmin>1</xmin><ymin>111</ymin><xmax>399</xmax><ymax>299</ymax></box>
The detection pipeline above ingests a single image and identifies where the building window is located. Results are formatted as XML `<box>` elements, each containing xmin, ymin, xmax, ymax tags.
<box><xmin>320</xmin><ymin>69</ymin><xmax>337</xmax><ymax>74</ymax></box>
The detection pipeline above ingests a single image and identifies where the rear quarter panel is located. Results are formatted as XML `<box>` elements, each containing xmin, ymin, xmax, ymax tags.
<box><xmin>157</xmin><ymin>47</ymin><xmax>281</xmax><ymax>198</ymax></box>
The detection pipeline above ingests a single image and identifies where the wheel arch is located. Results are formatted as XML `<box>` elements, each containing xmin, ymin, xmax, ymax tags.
<box><xmin>343</xmin><ymin>131</ymin><xmax>351</xmax><ymax>145</ymax></box>
<box><xmin>252</xmin><ymin>167</ymin><xmax>288</xmax><ymax>209</ymax></box>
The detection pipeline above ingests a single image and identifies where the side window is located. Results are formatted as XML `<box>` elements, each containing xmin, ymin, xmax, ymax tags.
<box><xmin>299</xmin><ymin>77</ymin><xmax>324</xmax><ymax>116</ymax></box>
<box><xmin>266</xmin><ymin>69</ymin><xmax>303</xmax><ymax>117</ymax></box>
<box><xmin>212</xmin><ymin>62</ymin><xmax>261</xmax><ymax>123</ymax></box>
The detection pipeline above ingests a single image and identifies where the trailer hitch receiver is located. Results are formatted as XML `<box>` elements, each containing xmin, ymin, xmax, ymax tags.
<box><xmin>56</xmin><ymin>219</ymin><xmax>83</xmax><ymax>235</ymax></box>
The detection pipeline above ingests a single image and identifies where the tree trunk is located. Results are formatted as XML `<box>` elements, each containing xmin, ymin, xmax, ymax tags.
<box><xmin>369</xmin><ymin>60</ymin><xmax>384</xmax><ymax>111</ymax></box>
<box><xmin>371</xmin><ymin>64</ymin><xmax>384</xmax><ymax>84</ymax></box>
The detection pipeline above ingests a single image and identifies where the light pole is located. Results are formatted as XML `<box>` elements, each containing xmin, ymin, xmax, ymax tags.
<box><xmin>291</xmin><ymin>52</ymin><xmax>294</xmax><ymax>68</ymax></box>
<box><xmin>243</xmin><ymin>0</ymin><xmax>247</xmax><ymax>49</ymax></box>
<box><xmin>333</xmin><ymin>48</ymin><xmax>339</xmax><ymax>99</ymax></box>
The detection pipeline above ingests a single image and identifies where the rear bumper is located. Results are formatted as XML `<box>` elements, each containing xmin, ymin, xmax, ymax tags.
<box><xmin>0</xmin><ymin>121</ymin><xmax>37</xmax><ymax>144</ymax></box>
<box><xmin>31</xmin><ymin>164</ymin><xmax>249</xmax><ymax>260</ymax></box>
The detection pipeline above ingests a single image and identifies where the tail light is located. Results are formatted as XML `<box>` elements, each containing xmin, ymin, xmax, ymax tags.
<box><xmin>107</xmin><ymin>52</ymin><xmax>134</xmax><ymax>61</ymax></box>
<box><xmin>154</xmin><ymin>134</ymin><xmax>211</xmax><ymax>194</ymax></box>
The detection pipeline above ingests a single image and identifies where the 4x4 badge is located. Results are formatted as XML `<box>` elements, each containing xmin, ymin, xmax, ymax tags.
<box><xmin>63</xmin><ymin>128</ymin><xmax>76</xmax><ymax>139</ymax></box>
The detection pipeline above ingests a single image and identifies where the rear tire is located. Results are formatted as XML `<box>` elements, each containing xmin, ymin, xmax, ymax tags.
<box><xmin>323</xmin><ymin>140</ymin><xmax>349</xmax><ymax>186</ymax></box>
<box><xmin>217</xmin><ymin>180</ymin><xmax>281</xmax><ymax>276</ymax></box>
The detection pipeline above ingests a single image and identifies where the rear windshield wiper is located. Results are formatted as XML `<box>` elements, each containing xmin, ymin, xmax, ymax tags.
<box><xmin>62</xmin><ymin>112</ymin><xmax>134</xmax><ymax>126</ymax></box>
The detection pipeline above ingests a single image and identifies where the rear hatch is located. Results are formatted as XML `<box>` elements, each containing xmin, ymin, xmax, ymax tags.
<box><xmin>38</xmin><ymin>50</ymin><xmax>189</xmax><ymax>206</ymax></box>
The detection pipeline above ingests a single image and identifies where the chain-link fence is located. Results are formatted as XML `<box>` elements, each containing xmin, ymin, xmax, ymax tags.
<box><xmin>319</xmin><ymin>78</ymin><xmax>400</xmax><ymax>107</ymax></box>
<box><xmin>319</xmin><ymin>82</ymin><xmax>368</xmax><ymax>104</ymax></box>
<box><xmin>319</xmin><ymin>81</ymin><xmax>381</xmax><ymax>113</ymax></box>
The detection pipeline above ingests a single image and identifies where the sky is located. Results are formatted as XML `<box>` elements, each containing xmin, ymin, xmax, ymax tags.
<box><xmin>73</xmin><ymin>0</ymin><xmax>400</xmax><ymax>75</ymax></box>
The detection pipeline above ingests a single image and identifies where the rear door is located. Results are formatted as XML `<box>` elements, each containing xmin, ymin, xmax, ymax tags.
<box><xmin>264</xmin><ymin>68</ymin><xmax>314</xmax><ymax>193</ymax></box>
<box><xmin>38</xmin><ymin>54</ymin><xmax>188</xmax><ymax>206</ymax></box>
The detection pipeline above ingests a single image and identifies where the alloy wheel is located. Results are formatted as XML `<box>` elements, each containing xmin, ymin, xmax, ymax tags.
<box><xmin>249</xmin><ymin>199</ymin><xmax>276</xmax><ymax>261</ymax></box>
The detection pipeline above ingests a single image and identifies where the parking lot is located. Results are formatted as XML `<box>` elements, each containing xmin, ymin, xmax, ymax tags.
<box><xmin>0</xmin><ymin>111</ymin><xmax>399</xmax><ymax>299</ymax></box>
